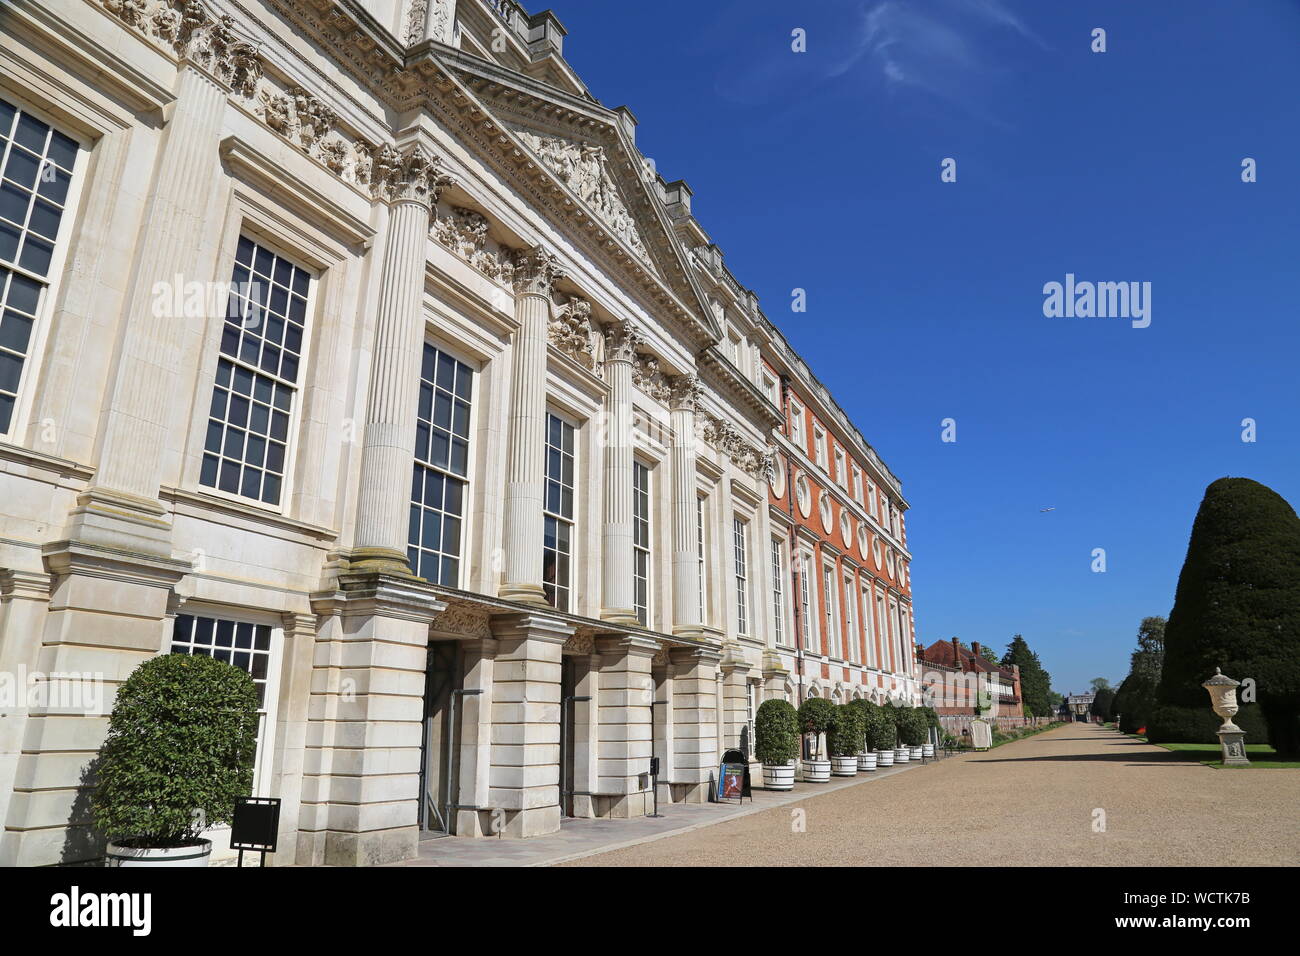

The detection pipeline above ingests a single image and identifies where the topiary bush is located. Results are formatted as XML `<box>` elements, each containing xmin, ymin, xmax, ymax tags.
<box><xmin>798</xmin><ymin>697</ymin><xmax>835</xmax><ymax>738</ymax></box>
<box><xmin>1156</xmin><ymin>477</ymin><xmax>1300</xmax><ymax>755</ymax></box>
<box><xmin>895</xmin><ymin>707</ymin><xmax>928</xmax><ymax>747</ymax></box>
<box><xmin>864</xmin><ymin>705</ymin><xmax>897</xmax><ymax>751</ymax></box>
<box><xmin>93</xmin><ymin>653</ymin><xmax>260</xmax><ymax>848</ymax></box>
<box><xmin>828</xmin><ymin>704</ymin><xmax>865</xmax><ymax>757</ymax></box>
<box><xmin>755</xmin><ymin>698</ymin><xmax>800</xmax><ymax>765</ymax></box>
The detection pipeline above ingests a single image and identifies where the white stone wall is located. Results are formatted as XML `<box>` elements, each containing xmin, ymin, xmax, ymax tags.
<box><xmin>0</xmin><ymin>0</ymin><xmax>914</xmax><ymax>865</ymax></box>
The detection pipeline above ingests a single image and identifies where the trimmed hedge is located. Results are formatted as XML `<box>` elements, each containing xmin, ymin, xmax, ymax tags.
<box><xmin>755</xmin><ymin>698</ymin><xmax>800</xmax><ymax>765</ymax></box>
<box><xmin>1146</xmin><ymin>701</ymin><xmax>1268</xmax><ymax>744</ymax></box>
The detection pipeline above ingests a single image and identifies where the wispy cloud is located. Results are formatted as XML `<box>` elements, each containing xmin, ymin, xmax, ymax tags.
<box><xmin>833</xmin><ymin>0</ymin><xmax>1048</xmax><ymax>122</ymax></box>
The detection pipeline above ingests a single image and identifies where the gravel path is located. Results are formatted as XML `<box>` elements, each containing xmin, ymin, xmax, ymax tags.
<box><xmin>563</xmin><ymin>723</ymin><xmax>1300</xmax><ymax>866</ymax></box>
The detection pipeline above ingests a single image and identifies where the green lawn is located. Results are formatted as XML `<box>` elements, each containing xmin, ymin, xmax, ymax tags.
<box><xmin>1138</xmin><ymin>737</ymin><xmax>1300</xmax><ymax>769</ymax></box>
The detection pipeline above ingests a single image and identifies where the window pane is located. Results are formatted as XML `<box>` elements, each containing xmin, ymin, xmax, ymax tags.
<box><xmin>409</xmin><ymin>342</ymin><xmax>474</xmax><ymax>586</ymax></box>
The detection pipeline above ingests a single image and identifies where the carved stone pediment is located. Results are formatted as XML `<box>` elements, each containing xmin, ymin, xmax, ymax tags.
<box><xmin>511</xmin><ymin>127</ymin><xmax>651</xmax><ymax>265</ymax></box>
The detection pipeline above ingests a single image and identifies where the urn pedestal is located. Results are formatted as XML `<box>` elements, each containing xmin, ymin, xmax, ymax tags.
<box><xmin>1202</xmin><ymin>667</ymin><xmax>1251</xmax><ymax>767</ymax></box>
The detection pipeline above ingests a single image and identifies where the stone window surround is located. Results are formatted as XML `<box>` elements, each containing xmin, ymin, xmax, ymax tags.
<box><xmin>182</xmin><ymin>186</ymin><xmax>349</xmax><ymax>518</ymax></box>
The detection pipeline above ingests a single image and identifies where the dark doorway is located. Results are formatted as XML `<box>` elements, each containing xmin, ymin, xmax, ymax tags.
<box><xmin>419</xmin><ymin>640</ymin><xmax>462</xmax><ymax>835</ymax></box>
<box><xmin>560</xmin><ymin>657</ymin><xmax>577</xmax><ymax>817</ymax></box>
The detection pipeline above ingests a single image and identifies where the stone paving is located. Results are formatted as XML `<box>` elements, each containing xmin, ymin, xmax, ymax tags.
<box><xmin>389</xmin><ymin>755</ymin><xmax>936</xmax><ymax>866</ymax></box>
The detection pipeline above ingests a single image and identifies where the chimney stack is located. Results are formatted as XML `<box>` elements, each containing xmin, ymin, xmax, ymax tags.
<box><xmin>951</xmin><ymin>637</ymin><xmax>961</xmax><ymax>670</ymax></box>
<box><xmin>972</xmin><ymin>641</ymin><xmax>982</xmax><ymax>661</ymax></box>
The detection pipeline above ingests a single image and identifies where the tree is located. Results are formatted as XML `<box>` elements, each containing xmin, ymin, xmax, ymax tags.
<box><xmin>1089</xmin><ymin>677</ymin><xmax>1112</xmax><ymax>694</ymax></box>
<box><xmin>1002</xmin><ymin>634</ymin><xmax>1053</xmax><ymax>717</ymax></box>
<box><xmin>1091</xmin><ymin>687</ymin><xmax>1116</xmax><ymax>721</ymax></box>
<box><xmin>1152</xmin><ymin>478</ymin><xmax>1300</xmax><ymax>754</ymax></box>
<box><xmin>979</xmin><ymin>645</ymin><xmax>1000</xmax><ymax>665</ymax></box>
<box><xmin>1113</xmin><ymin>616</ymin><xmax>1166</xmax><ymax>734</ymax></box>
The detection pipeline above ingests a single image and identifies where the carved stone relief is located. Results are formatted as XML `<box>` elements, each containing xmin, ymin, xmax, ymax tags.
<box><xmin>632</xmin><ymin>354</ymin><xmax>672</xmax><ymax>402</ymax></box>
<box><xmin>550</xmin><ymin>296</ymin><xmax>596</xmax><ymax>369</ymax></box>
<box><xmin>513</xmin><ymin>129</ymin><xmax>650</xmax><ymax>263</ymax></box>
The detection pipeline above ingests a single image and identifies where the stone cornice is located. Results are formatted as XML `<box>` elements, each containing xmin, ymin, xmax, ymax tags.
<box><xmin>698</xmin><ymin>346</ymin><xmax>783</xmax><ymax>432</ymax></box>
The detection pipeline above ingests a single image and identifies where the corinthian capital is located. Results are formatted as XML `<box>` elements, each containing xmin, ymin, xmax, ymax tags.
<box><xmin>668</xmin><ymin>373</ymin><xmax>703</xmax><ymax>413</ymax></box>
<box><xmin>371</xmin><ymin>143</ymin><xmax>455</xmax><ymax>207</ymax></box>
<box><xmin>511</xmin><ymin>245</ymin><xmax>567</xmax><ymax>296</ymax></box>
<box><xmin>603</xmin><ymin>319</ymin><xmax>643</xmax><ymax>365</ymax></box>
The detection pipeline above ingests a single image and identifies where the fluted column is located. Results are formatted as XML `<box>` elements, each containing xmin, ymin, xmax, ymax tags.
<box><xmin>353</xmin><ymin>145</ymin><xmax>453</xmax><ymax>573</ymax></box>
<box><xmin>499</xmin><ymin>247</ymin><xmax>566</xmax><ymax>604</ymax></box>
<box><xmin>600</xmin><ymin>320</ymin><xmax>642</xmax><ymax>624</ymax></box>
<box><xmin>669</xmin><ymin>375</ymin><xmax>703</xmax><ymax>635</ymax></box>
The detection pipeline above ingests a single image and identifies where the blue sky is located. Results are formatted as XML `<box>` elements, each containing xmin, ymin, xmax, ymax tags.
<box><xmin>553</xmin><ymin>0</ymin><xmax>1300</xmax><ymax>695</ymax></box>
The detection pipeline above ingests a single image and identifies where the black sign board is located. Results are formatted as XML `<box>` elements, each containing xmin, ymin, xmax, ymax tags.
<box><xmin>230</xmin><ymin>797</ymin><xmax>281</xmax><ymax>866</ymax></box>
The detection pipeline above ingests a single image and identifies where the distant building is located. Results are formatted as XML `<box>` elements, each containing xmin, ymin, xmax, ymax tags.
<box><xmin>918</xmin><ymin>639</ymin><xmax>1023</xmax><ymax>722</ymax></box>
<box><xmin>1066</xmin><ymin>693</ymin><xmax>1096</xmax><ymax>722</ymax></box>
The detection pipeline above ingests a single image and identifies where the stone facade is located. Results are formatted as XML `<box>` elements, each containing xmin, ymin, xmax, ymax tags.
<box><xmin>0</xmin><ymin>0</ymin><xmax>920</xmax><ymax>866</ymax></box>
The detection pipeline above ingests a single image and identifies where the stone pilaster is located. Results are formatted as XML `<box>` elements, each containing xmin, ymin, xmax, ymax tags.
<box><xmin>667</xmin><ymin>644</ymin><xmax>722</xmax><ymax>803</ymax></box>
<box><xmin>486</xmin><ymin>613</ymin><xmax>572</xmax><ymax>837</ymax></box>
<box><xmin>452</xmin><ymin>637</ymin><xmax>496</xmax><ymax>836</ymax></box>
<box><xmin>721</xmin><ymin>657</ymin><xmax>754</xmax><ymax>756</ymax></box>
<box><xmin>594</xmin><ymin>635</ymin><xmax>659</xmax><ymax>817</ymax></box>
<box><xmin>352</xmin><ymin>144</ymin><xmax>454</xmax><ymax>574</ymax></box>
<box><xmin>300</xmin><ymin>573</ymin><xmax>445</xmax><ymax>866</ymax></box>
<box><xmin>0</xmin><ymin>569</ymin><xmax>52</xmax><ymax>861</ymax></box>
<box><xmin>0</xmin><ymin>546</ymin><xmax>187</xmax><ymax>867</ymax></box>
<box><xmin>599</xmin><ymin>320</ymin><xmax>642</xmax><ymax>624</ymax></box>
<box><xmin>499</xmin><ymin>247</ymin><xmax>566</xmax><ymax>605</ymax></box>
<box><xmin>762</xmin><ymin>650</ymin><xmax>790</xmax><ymax>701</ymax></box>
<box><xmin>73</xmin><ymin>60</ymin><xmax>232</xmax><ymax>554</ymax></box>
<box><xmin>267</xmin><ymin>611</ymin><xmax>317</xmax><ymax>864</ymax></box>
<box><xmin>669</xmin><ymin>375</ymin><xmax>704</xmax><ymax>636</ymax></box>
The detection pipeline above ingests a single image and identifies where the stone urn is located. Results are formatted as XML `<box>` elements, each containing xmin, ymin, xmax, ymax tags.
<box><xmin>1201</xmin><ymin>668</ymin><xmax>1250</xmax><ymax>766</ymax></box>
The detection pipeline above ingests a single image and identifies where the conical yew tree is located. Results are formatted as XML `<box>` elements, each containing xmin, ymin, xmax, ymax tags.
<box><xmin>1153</xmin><ymin>477</ymin><xmax>1300</xmax><ymax>754</ymax></box>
